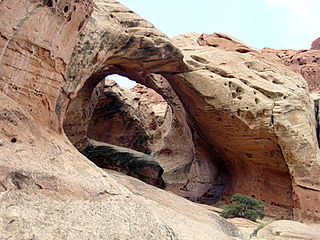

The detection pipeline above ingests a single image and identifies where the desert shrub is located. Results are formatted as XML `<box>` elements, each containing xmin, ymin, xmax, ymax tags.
<box><xmin>221</xmin><ymin>194</ymin><xmax>265</xmax><ymax>221</ymax></box>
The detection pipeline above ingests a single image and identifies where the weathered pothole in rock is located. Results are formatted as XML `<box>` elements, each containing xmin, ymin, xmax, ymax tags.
<box><xmin>45</xmin><ymin>0</ymin><xmax>53</xmax><ymax>7</ymax></box>
<box><xmin>63</xmin><ymin>5</ymin><xmax>69</xmax><ymax>13</ymax></box>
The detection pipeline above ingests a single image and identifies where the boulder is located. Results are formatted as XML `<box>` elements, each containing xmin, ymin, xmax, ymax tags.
<box><xmin>82</xmin><ymin>138</ymin><xmax>164</xmax><ymax>188</ymax></box>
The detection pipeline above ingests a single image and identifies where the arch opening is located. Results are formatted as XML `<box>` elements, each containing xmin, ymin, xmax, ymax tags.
<box><xmin>62</xmin><ymin>67</ymin><xmax>229</xmax><ymax>204</ymax></box>
<box><xmin>61</xmin><ymin>60</ymin><xmax>294</xmax><ymax>219</ymax></box>
<box><xmin>63</xmin><ymin>70</ymin><xmax>171</xmax><ymax>188</ymax></box>
<box><xmin>87</xmin><ymin>74</ymin><xmax>168</xmax><ymax>155</ymax></box>
<box><xmin>108</xmin><ymin>74</ymin><xmax>137</xmax><ymax>89</ymax></box>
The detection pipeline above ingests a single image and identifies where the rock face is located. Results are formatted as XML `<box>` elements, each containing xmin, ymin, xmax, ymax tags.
<box><xmin>1</xmin><ymin>3</ymin><xmax>320</xmax><ymax>240</ymax></box>
<box><xmin>0</xmin><ymin>0</ymin><xmax>244</xmax><ymax>239</ymax></box>
<box><xmin>198</xmin><ymin>32</ymin><xmax>257</xmax><ymax>53</ymax></box>
<box><xmin>131</xmin><ymin>83</ymin><xmax>168</xmax><ymax>122</ymax></box>
<box><xmin>311</xmin><ymin>37</ymin><xmax>320</xmax><ymax>50</ymax></box>
<box><xmin>87</xmin><ymin>79</ymin><xmax>159</xmax><ymax>154</ymax></box>
<box><xmin>166</xmin><ymin>33</ymin><xmax>320</xmax><ymax>221</ymax></box>
<box><xmin>254</xmin><ymin>220</ymin><xmax>320</xmax><ymax>240</ymax></box>
<box><xmin>261</xmin><ymin>46</ymin><xmax>320</xmax><ymax>93</ymax></box>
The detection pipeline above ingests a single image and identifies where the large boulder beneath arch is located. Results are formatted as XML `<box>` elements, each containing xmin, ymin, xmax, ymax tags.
<box><xmin>82</xmin><ymin>138</ymin><xmax>165</xmax><ymax>188</ymax></box>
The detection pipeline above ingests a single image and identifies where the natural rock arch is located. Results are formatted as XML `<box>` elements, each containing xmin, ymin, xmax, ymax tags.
<box><xmin>59</xmin><ymin>2</ymin><xmax>320</xmax><ymax>222</ymax></box>
<box><xmin>1</xmin><ymin>0</ymin><xmax>319</xmax><ymax>227</ymax></box>
<box><xmin>62</xmin><ymin>49</ymin><xmax>228</xmax><ymax>202</ymax></box>
<box><xmin>0</xmin><ymin>1</ymin><xmax>245</xmax><ymax>239</ymax></box>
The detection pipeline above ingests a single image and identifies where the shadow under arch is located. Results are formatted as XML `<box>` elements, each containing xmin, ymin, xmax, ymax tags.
<box><xmin>62</xmin><ymin>59</ymin><xmax>229</xmax><ymax>204</ymax></box>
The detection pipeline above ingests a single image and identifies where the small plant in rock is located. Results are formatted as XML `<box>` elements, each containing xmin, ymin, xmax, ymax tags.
<box><xmin>221</xmin><ymin>193</ymin><xmax>265</xmax><ymax>222</ymax></box>
<box><xmin>249</xmin><ymin>219</ymin><xmax>275</xmax><ymax>238</ymax></box>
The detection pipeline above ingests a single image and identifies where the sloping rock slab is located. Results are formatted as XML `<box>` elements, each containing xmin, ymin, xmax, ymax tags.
<box><xmin>254</xmin><ymin>220</ymin><xmax>320</xmax><ymax>240</ymax></box>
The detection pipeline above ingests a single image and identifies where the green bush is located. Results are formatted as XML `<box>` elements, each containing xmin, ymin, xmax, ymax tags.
<box><xmin>221</xmin><ymin>194</ymin><xmax>265</xmax><ymax>221</ymax></box>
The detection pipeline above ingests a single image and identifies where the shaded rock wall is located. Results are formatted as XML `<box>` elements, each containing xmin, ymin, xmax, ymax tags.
<box><xmin>87</xmin><ymin>79</ymin><xmax>157</xmax><ymax>154</ymax></box>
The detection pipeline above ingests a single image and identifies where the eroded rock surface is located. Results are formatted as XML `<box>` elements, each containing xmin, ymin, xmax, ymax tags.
<box><xmin>0</xmin><ymin>0</ymin><xmax>242</xmax><ymax>239</ymax></box>
<box><xmin>254</xmin><ymin>220</ymin><xmax>320</xmax><ymax>240</ymax></box>
<box><xmin>261</xmin><ymin>47</ymin><xmax>320</xmax><ymax>93</ymax></box>
<box><xmin>131</xmin><ymin>83</ymin><xmax>168</xmax><ymax>123</ymax></box>
<box><xmin>87</xmin><ymin>79</ymin><xmax>159</xmax><ymax>154</ymax></box>
<box><xmin>311</xmin><ymin>37</ymin><xmax>320</xmax><ymax>50</ymax></box>
<box><xmin>166</xmin><ymin>33</ymin><xmax>320</xmax><ymax>221</ymax></box>
<box><xmin>1</xmin><ymin>4</ymin><xmax>320</xmax><ymax>240</ymax></box>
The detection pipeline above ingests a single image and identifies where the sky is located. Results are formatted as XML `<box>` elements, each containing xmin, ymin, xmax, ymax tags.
<box><xmin>111</xmin><ymin>0</ymin><xmax>320</xmax><ymax>87</ymax></box>
<box><xmin>119</xmin><ymin>0</ymin><xmax>319</xmax><ymax>50</ymax></box>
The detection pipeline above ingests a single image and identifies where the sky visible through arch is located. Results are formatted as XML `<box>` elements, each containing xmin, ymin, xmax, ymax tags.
<box><xmin>111</xmin><ymin>0</ymin><xmax>320</xmax><ymax>88</ymax></box>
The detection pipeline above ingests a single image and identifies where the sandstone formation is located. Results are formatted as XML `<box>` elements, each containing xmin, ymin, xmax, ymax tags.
<box><xmin>1</xmin><ymin>1</ymin><xmax>320</xmax><ymax>240</ymax></box>
<box><xmin>226</xmin><ymin>218</ymin><xmax>320</xmax><ymax>240</ymax></box>
<box><xmin>70</xmin><ymin>30</ymin><xmax>320</xmax><ymax>221</ymax></box>
<box><xmin>226</xmin><ymin>218</ymin><xmax>259</xmax><ymax>239</ymax></box>
<box><xmin>131</xmin><ymin>83</ymin><xmax>168</xmax><ymax>122</ymax></box>
<box><xmin>167</xmin><ymin>32</ymin><xmax>320</xmax><ymax>221</ymax></box>
<box><xmin>311</xmin><ymin>37</ymin><xmax>320</xmax><ymax>50</ymax></box>
<box><xmin>82</xmin><ymin>138</ymin><xmax>164</xmax><ymax>187</ymax></box>
<box><xmin>253</xmin><ymin>220</ymin><xmax>320</xmax><ymax>240</ymax></box>
<box><xmin>261</xmin><ymin>47</ymin><xmax>320</xmax><ymax>93</ymax></box>
<box><xmin>0</xmin><ymin>0</ymin><xmax>243</xmax><ymax>239</ymax></box>
<box><xmin>198</xmin><ymin>32</ymin><xmax>257</xmax><ymax>53</ymax></box>
<box><xmin>87</xmin><ymin>79</ymin><xmax>159</xmax><ymax>154</ymax></box>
